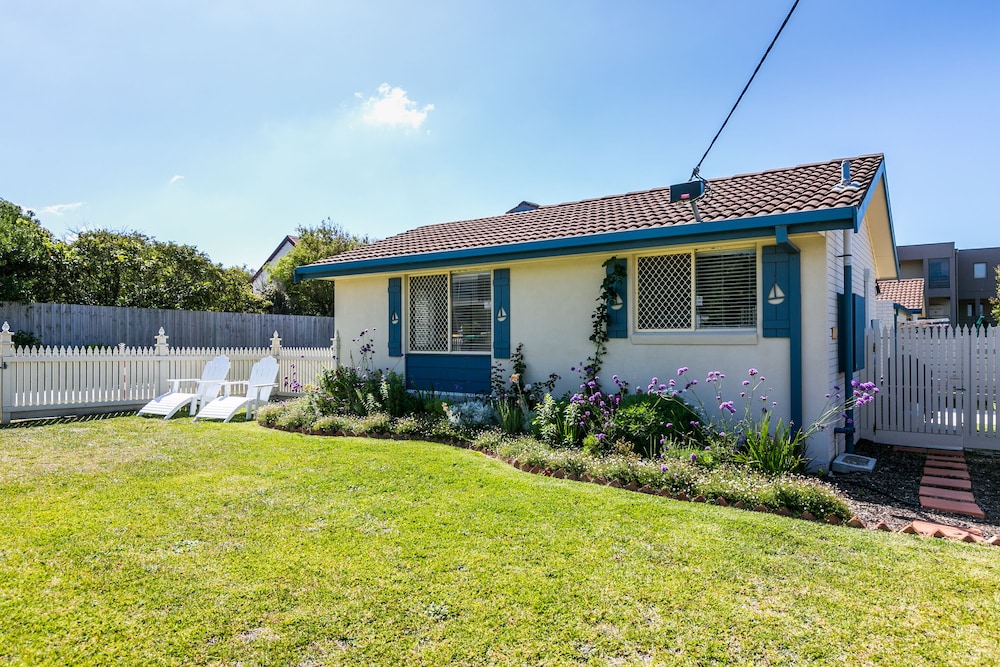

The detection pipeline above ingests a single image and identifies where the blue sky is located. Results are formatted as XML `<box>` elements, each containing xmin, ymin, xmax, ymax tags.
<box><xmin>3</xmin><ymin>1</ymin><xmax>999</xmax><ymax>270</ymax></box>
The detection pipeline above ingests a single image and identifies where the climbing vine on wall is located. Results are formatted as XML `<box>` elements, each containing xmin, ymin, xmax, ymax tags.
<box><xmin>582</xmin><ymin>256</ymin><xmax>627</xmax><ymax>390</ymax></box>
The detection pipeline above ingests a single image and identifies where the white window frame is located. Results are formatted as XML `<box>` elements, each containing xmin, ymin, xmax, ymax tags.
<box><xmin>634</xmin><ymin>248</ymin><xmax>758</xmax><ymax>333</ymax></box>
<box><xmin>407</xmin><ymin>270</ymin><xmax>493</xmax><ymax>354</ymax></box>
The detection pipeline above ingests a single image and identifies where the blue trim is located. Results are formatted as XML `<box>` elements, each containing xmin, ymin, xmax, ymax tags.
<box><xmin>387</xmin><ymin>277</ymin><xmax>402</xmax><ymax>357</ymax></box>
<box><xmin>789</xmin><ymin>251</ymin><xmax>802</xmax><ymax>432</ymax></box>
<box><xmin>405</xmin><ymin>354</ymin><xmax>491</xmax><ymax>394</ymax></box>
<box><xmin>606</xmin><ymin>258</ymin><xmax>627</xmax><ymax>338</ymax></box>
<box><xmin>295</xmin><ymin>207</ymin><xmax>857</xmax><ymax>280</ymax></box>
<box><xmin>493</xmin><ymin>268</ymin><xmax>510</xmax><ymax>359</ymax></box>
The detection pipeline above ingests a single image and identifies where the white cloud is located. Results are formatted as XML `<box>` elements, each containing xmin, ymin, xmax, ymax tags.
<box><xmin>360</xmin><ymin>83</ymin><xmax>434</xmax><ymax>129</ymax></box>
<box><xmin>169</xmin><ymin>174</ymin><xmax>184</xmax><ymax>185</ymax></box>
<box><xmin>41</xmin><ymin>202</ymin><xmax>84</xmax><ymax>216</ymax></box>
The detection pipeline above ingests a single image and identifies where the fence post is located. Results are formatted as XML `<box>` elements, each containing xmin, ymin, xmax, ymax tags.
<box><xmin>154</xmin><ymin>327</ymin><xmax>170</xmax><ymax>396</ymax></box>
<box><xmin>1</xmin><ymin>322</ymin><xmax>12</xmax><ymax>424</ymax></box>
<box><xmin>331</xmin><ymin>330</ymin><xmax>340</xmax><ymax>370</ymax></box>
<box><xmin>270</xmin><ymin>331</ymin><xmax>282</xmax><ymax>358</ymax></box>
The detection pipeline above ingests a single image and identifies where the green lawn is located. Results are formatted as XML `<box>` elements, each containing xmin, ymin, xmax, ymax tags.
<box><xmin>1</xmin><ymin>418</ymin><xmax>998</xmax><ymax>666</ymax></box>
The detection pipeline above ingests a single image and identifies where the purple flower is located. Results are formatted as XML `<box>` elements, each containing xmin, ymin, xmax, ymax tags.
<box><xmin>669</xmin><ymin>379</ymin><xmax>676</xmax><ymax>387</ymax></box>
<box><xmin>664</xmin><ymin>422</ymin><xmax>673</xmax><ymax>429</ymax></box>
<box><xmin>677</xmin><ymin>367</ymin><xmax>688</xmax><ymax>376</ymax></box>
<box><xmin>720</xmin><ymin>400</ymin><xmax>736</xmax><ymax>414</ymax></box>
<box><xmin>742</xmin><ymin>380</ymin><xmax>750</xmax><ymax>386</ymax></box>
<box><xmin>739</xmin><ymin>392</ymin><xmax>745</xmax><ymax>398</ymax></box>
<box><xmin>661</xmin><ymin>464</ymin><xmax>668</xmax><ymax>472</ymax></box>
<box><xmin>748</xmin><ymin>368</ymin><xmax>758</xmax><ymax>376</ymax></box>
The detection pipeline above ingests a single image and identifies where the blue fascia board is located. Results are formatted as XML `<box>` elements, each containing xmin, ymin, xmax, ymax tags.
<box><xmin>892</xmin><ymin>303</ymin><xmax>921</xmax><ymax>315</ymax></box>
<box><xmin>295</xmin><ymin>206</ymin><xmax>856</xmax><ymax>280</ymax></box>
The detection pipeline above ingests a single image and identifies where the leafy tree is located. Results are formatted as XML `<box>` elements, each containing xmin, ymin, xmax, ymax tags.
<box><xmin>266</xmin><ymin>219</ymin><xmax>368</xmax><ymax>316</ymax></box>
<box><xmin>62</xmin><ymin>229</ymin><xmax>268</xmax><ymax>312</ymax></box>
<box><xmin>0</xmin><ymin>199</ymin><xmax>64</xmax><ymax>303</ymax></box>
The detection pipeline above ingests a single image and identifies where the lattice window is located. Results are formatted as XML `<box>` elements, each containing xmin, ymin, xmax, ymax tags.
<box><xmin>637</xmin><ymin>254</ymin><xmax>692</xmax><ymax>330</ymax></box>
<box><xmin>409</xmin><ymin>274</ymin><xmax>449</xmax><ymax>352</ymax></box>
<box><xmin>408</xmin><ymin>272</ymin><xmax>492</xmax><ymax>353</ymax></box>
<box><xmin>695</xmin><ymin>250</ymin><xmax>756</xmax><ymax>328</ymax></box>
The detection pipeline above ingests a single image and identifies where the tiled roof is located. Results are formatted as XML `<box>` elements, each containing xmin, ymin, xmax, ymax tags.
<box><xmin>877</xmin><ymin>278</ymin><xmax>924</xmax><ymax>311</ymax></box>
<box><xmin>312</xmin><ymin>154</ymin><xmax>884</xmax><ymax>267</ymax></box>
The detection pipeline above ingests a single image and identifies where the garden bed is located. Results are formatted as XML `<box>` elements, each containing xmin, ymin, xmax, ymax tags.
<box><xmin>829</xmin><ymin>440</ymin><xmax>1000</xmax><ymax>539</ymax></box>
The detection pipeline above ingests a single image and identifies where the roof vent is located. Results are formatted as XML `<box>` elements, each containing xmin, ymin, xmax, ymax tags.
<box><xmin>669</xmin><ymin>180</ymin><xmax>706</xmax><ymax>222</ymax></box>
<box><xmin>833</xmin><ymin>159</ymin><xmax>861</xmax><ymax>190</ymax></box>
<box><xmin>506</xmin><ymin>201</ymin><xmax>539</xmax><ymax>214</ymax></box>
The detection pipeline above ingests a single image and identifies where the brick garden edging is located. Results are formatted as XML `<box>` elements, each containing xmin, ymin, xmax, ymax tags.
<box><xmin>260</xmin><ymin>424</ymin><xmax>999</xmax><ymax>547</ymax></box>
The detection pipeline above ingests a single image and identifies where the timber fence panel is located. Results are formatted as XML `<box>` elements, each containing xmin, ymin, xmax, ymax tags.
<box><xmin>0</xmin><ymin>302</ymin><xmax>335</xmax><ymax>348</ymax></box>
<box><xmin>868</xmin><ymin>324</ymin><xmax>999</xmax><ymax>449</ymax></box>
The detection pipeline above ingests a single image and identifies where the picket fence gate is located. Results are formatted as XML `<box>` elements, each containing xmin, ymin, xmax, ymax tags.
<box><xmin>0</xmin><ymin>323</ymin><xmax>341</xmax><ymax>424</ymax></box>
<box><xmin>856</xmin><ymin>324</ymin><xmax>999</xmax><ymax>450</ymax></box>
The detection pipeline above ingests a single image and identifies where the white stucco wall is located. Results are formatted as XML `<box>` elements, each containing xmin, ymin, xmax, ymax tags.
<box><xmin>327</xmin><ymin>226</ymin><xmax>888</xmax><ymax>471</ymax></box>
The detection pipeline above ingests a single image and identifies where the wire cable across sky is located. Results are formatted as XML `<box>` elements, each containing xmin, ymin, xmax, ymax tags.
<box><xmin>690</xmin><ymin>0</ymin><xmax>801</xmax><ymax>180</ymax></box>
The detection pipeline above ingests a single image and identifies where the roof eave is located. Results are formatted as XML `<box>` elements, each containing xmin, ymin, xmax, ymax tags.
<box><xmin>295</xmin><ymin>207</ymin><xmax>857</xmax><ymax>281</ymax></box>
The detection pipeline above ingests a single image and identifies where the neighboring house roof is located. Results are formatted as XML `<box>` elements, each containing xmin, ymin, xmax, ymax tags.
<box><xmin>297</xmin><ymin>154</ymin><xmax>895</xmax><ymax>280</ymax></box>
<box><xmin>877</xmin><ymin>278</ymin><xmax>924</xmax><ymax>312</ymax></box>
<box><xmin>253</xmin><ymin>235</ymin><xmax>299</xmax><ymax>284</ymax></box>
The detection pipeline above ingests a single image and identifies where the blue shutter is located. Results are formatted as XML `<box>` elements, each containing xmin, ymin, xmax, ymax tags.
<box><xmin>493</xmin><ymin>269</ymin><xmax>510</xmax><ymax>359</ymax></box>
<box><xmin>838</xmin><ymin>293</ymin><xmax>866</xmax><ymax>372</ymax></box>
<box><xmin>606</xmin><ymin>258</ymin><xmax>627</xmax><ymax>338</ymax></box>
<box><xmin>762</xmin><ymin>246</ymin><xmax>792</xmax><ymax>338</ymax></box>
<box><xmin>388</xmin><ymin>277</ymin><xmax>402</xmax><ymax>357</ymax></box>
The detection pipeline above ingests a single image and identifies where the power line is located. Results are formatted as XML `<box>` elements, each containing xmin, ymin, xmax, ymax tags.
<box><xmin>690</xmin><ymin>0</ymin><xmax>801</xmax><ymax>180</ymax></box>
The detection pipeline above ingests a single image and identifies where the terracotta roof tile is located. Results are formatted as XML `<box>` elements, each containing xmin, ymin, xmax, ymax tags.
<box><xmin>313</xmin><ymin>154</ymin><xmax>884</xmax><ymax>267</ymax></box>
<box><xmin>877</xmin><ymin>278</ymin><xmax>924</xmax><ymax>311</ymax></box>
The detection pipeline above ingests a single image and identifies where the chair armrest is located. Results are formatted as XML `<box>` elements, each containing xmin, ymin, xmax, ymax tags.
<box><xmin>166</xmin><ymin>377</ymin><xmax>201</xmax><ymax>392</ymax></box>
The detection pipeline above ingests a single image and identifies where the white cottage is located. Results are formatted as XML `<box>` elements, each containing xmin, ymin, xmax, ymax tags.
<box><xmin>296</xmin><ymin>155</ymin><xmax>898</xmax><ymax>469</ymax></box>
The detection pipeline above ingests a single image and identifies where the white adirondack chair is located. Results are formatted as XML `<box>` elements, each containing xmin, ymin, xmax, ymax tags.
<box><xmin>193</xmin><ymin>356</ymin><xmax>279</xmax><ymax>422</ymax></box>
<box><xmin>137</xmin><ymin>355</ymin><xmax>231</xmax><ymax>419</ymax></box>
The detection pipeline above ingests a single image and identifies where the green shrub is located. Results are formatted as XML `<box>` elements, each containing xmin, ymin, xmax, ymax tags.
<box><xmin>614</xmin><ymin>393</ymin><xmax>704</xmax><ymax>457</ymax></box>
<box><xmin>391</xmin><ymin>415</ymin><xmax>422</xmax><ymax>436</ymax></box>
<box><xmin>313</xmin><ymin>414</ymin><xmax>352</xmax><ymax>433</ymax></box>
<box><xmin>353</xmin><ymin>412</ymin><xmax>392</xmax><ymax>435</ymax></box>
<box><xmin>531</xmin><ymin>394</ymin><xmax>584</xmax><ymax>448</ymax></box>
<box><xmin>255</xmin><ymin>402</ymin><xmax>285</xmax><ymax>426</ymax></box>
<box><xmin>275</xmin><ymin>398</ymin><xmax>318</xmax><ymax>430</ymax></box>
<box><xmin>732</xmin><ymin>412</ymin><xmax>806</xmax><ymax>475</ymax></box>
<box><xmin>493</xmin><ymin>400</ymin><xmax>525</xmax><ymax>434</ymax></box>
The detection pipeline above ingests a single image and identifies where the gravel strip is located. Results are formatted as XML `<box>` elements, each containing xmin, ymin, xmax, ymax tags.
<box><xmin>826</xmin><ymin>440</ymin><xmax>1000</xmax><ymax>540</ymax></box>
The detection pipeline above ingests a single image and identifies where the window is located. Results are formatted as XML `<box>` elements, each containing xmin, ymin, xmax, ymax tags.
<box><xmin>974</xmin><ymin>262</ymin><xmax>987</xmax><ymax>280</ymax></box>
<box><xmin>928</xmin><ymin>258</ymin><xmax>950</xmax><ymax>289</ymax></box>
<box><xmin>409</xmin><ymin>272</ymin><xmax>491</xmax><ymax>353</ymax></box>
<box><xmin>636</xmin><ymin>249</ymin><xmax>756</xmax><ymax>331</ymax></box>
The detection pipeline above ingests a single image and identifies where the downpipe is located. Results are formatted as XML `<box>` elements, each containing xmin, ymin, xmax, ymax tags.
<box><xmin>841</xmin><ymin>229</ymin><xmax>855</xmax><ymax>454</ymax></box>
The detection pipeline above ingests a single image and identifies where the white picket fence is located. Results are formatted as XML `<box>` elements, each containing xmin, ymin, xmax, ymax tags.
<box><xmin>856</xmin><ymin>324</ymin><xmax>1000</xmax><ymax>450</ymax></box>
<box><xmin>0</xmin><ymin>323</ymin><xmax>341</xmax><ymax>424</ymax></box>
